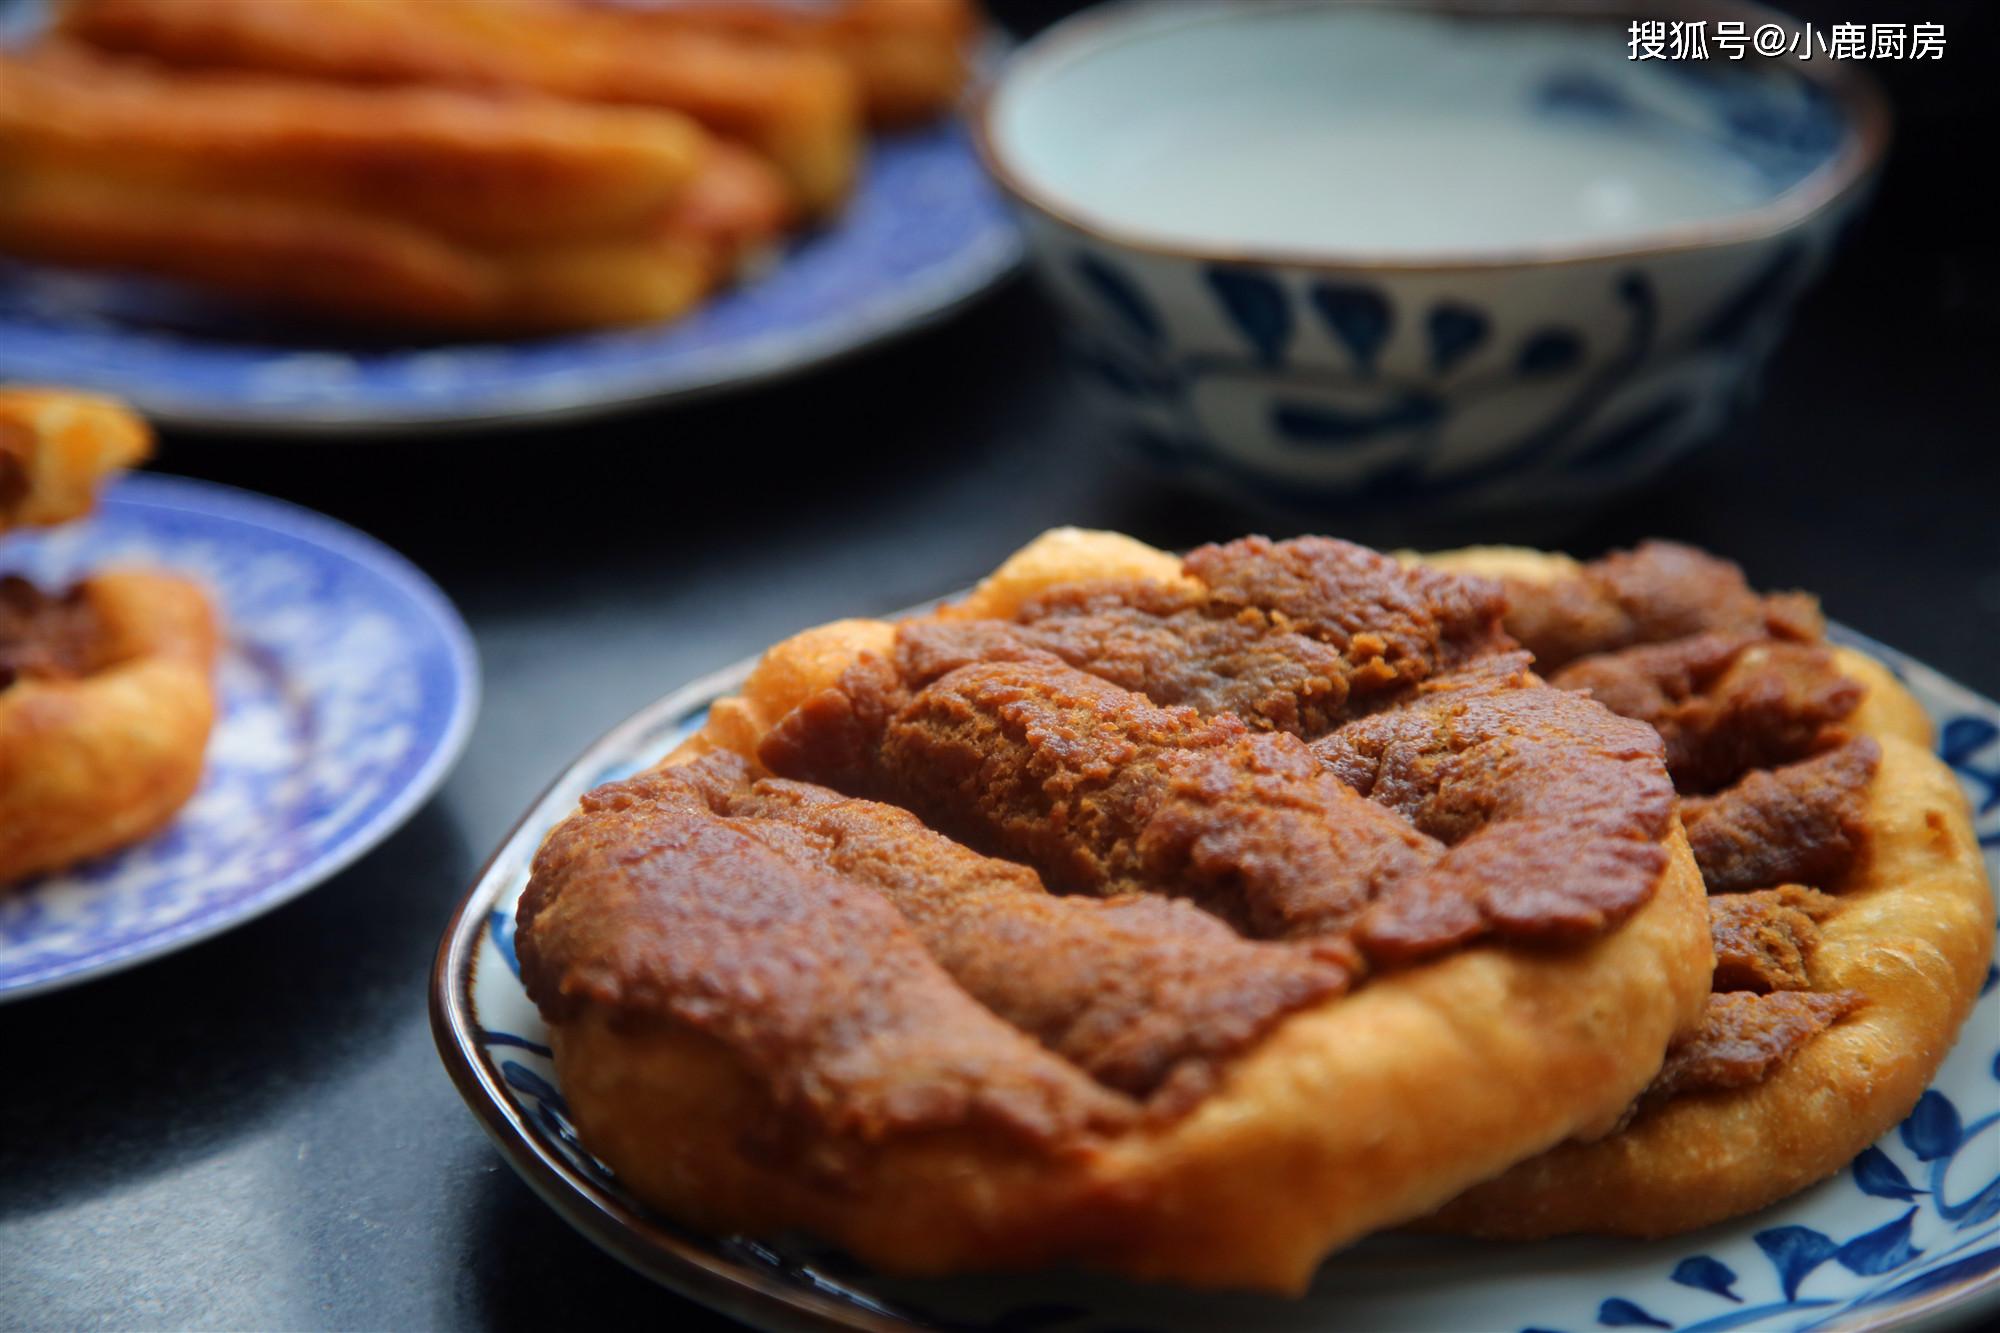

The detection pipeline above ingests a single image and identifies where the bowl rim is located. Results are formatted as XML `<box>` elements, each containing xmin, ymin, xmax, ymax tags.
<box><xmin>972</xmin><ymin>0</ymin><xmax>1893</xmax><ymax>273</ymax></box>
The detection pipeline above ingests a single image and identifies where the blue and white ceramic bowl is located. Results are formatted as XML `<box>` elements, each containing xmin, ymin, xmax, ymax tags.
<box><xmin>433</xmin><ymin>623</ymin><xmax>1999</xmax><ymax>1333</ymax></box>
<box><xmin>0</xmin><ymin>475</ymin><xmax>478</xmax><ymax>998</ymax></box>
<box><xmin>976</xmin><ymin>1</ymin><xmax>1889</xmax><ymax>512</ymax></box>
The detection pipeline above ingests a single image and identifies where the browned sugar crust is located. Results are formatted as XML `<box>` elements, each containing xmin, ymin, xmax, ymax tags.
<box><xmin>1489</xmin><ymin>541</ymin><xmax>1884</xmax><ymax>1107</ymax></box>
<box><xmin>1655</xmin><ymin>878</ymin><xmax>1856</xmax><ymax>1104</ymax></box>
<box><xmin>1</xmin><ymin>575</ymin><xmax>107</xmax><ymax>690</ymax></box>
<box><xmin>1708</xmin><ymin>885</ymin><xmax>1840</xmax><ymax>993</ymax></box>
<box><xmin>1552</xmin><ymin>634</ymin><xmax>1864</xmax><ymax>793</ymax></box>
<box><xmin>1646</xmin><ymin>990</ymin><xmax>1865</xmax><ymax>1105</ymax></box>
<box><xmin>517</xmin><ymin>748</ymin><xmax>1368</xmax><ymax>1147</ymax></box>
<box><xmin>517</xmin><ymin>756</ymin><xmax>1134</xmax><ymax>1150</ymax></box>
<box><xmin>1498</xmin><ymin>539</ymin><xmax>1822</xmax><ymax>673</ymax></box>
<box><xmin>1312</xmin><ymin>651</ymin><xmax>1676</xmax><ymax>957</ymax></box>
<box><xmin>761</xmin><ymin>657</ymin><xmax>1445</xmax><ymax>944</ymax></box>
<box><xmin>681</xmin><ymin>751</ymin><xmax>1353</xmax><ymax>1107</ymax></box>
<box><xmin>1684</xmin><ymin>740</ymin><xmax>1881</xmax><ymax>893</ymax></box>
<box><xmin>1505</xmin><ymin>550</ymin><xmax>1881</xmax><ymax>1114</ymax></box>
<box><xmin>761</xmin><ymin>654</ymin><xmax>1673</xmax><ymax>964</ymax></box>
<box><xmin>0</xmin><ymin>430</ymin><xmax>27</xmax><ymax>521</ymax></box>
<box><xmin>898</xmin><ymin>535</ymin><xmax>1508</xmax><ymax>740</ymax></box>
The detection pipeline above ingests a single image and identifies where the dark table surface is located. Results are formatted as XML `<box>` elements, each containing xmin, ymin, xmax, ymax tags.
<box><xmin>5</xmin><ymin>5</ymin><xmax>1998</xmax><ymax>1328</ymax></box>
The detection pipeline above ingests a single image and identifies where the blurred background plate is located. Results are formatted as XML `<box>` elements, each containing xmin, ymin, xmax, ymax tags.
<box><xmin>0</xmin><ymin>122</ymin><xmax>1021</xmax><ymax>434</ymax></box>
<box><xmin>434</xmin><ymin>624</ymin><xmax>2000</xmax><ymax>1333</ymax></box>
<box><xmin>0</xmin><ymin>475</ymin><xmax>478</xmax><ymax>999</ymax></box>
<box><xmin>0</xmin><ymin>0</ymin><xmax>1023</xmax><ymax>436</ymax></box>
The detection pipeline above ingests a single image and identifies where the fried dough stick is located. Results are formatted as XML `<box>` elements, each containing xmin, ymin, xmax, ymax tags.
<box><xmin>0</xmin><ymin>388</ymin><xmax>150</xmax><ymax>534</ymax></box>
<box><xmin>0</xmin><ymin>165</ymin><xmax>780</xmax><ymax>333</ymax></box>
<box><xmin>1</xmin><ymin>45</ymin><xmax>713</xmax><ymax>246</ymax></box>
<box><xmin>0</xmin><ymin>51</ymin><xmax>791</xmax><ymax>332</ymax></box>
<box><xmin>59</xmin><ymin>0</ymin><xmax>862</xmax><ymax>214</ymax></box>
<box><xmin>572</xmin><ymin>0</ymin><xmax>977</xmax><ymax>127</ymax></box>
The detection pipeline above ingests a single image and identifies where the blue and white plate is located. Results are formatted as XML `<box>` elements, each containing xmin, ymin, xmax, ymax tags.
<box><xmin>434</xmin><ymin>626</ymin><xmax>2000</xmax><ymax>1333</ymax></box>
<box><xmin>1</xmin><ymin>474</ymin><xmax>478</xmax><ymax>999</ymax></box>
<box><xmin>0</xmin><ymin>99</ymin><xmax>1019</xmax><ymax>433</ymax></box>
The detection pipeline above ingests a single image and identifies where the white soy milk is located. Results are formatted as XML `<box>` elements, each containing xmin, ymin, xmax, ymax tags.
<box><xmin>1061</xmin><ymin>106</ymin><xmax>1768</xmax><ymax>253</ymax></box>
<box><xmin>995</xmin><ymin>7</ymin><xmax>1781</xmax><ymax>255</ymax></box>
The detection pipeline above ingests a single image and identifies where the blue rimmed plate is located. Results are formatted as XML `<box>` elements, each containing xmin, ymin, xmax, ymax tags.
<box><xmin>0</xmin><ymin>0</ymin><xmax>1018</xmax><ymax>435</ymax></box>
<box><xmin>0</xmin><ymin>114</ymin><xmax>1020</xmax><ymax>434</ymax></box>
<box><xmin>1</xmin><ymin>474</ymin><xmax>478</xmax><ymax>999</ymax></box>
<box><xmin>431</xmin><ymin>624</ymin><xmax>1999</xmax><ymax>1333</ymax></box>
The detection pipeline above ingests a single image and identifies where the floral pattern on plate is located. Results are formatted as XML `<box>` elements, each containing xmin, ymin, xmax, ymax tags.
<box><xmin>2</xmin><ymin>474</ymin><xmax>478</xmax><ymax>999</ymax></box>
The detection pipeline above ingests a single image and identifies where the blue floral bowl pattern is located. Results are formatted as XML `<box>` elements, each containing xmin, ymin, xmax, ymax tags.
<box><xmin>976</xmin><ymin>3</ymin><xmax>1888</xmax><ymax>513</ymax></box>
<box><xmin>0</xmin><ymin>39</ymin><xmax>1020</xmax><ymax>435</ymax></box>
<box><xmin>434</xmin><ymin>626</ymin><xmax>1999</xmax><ymax>1333</ymax></box>
<box><xmin>1</xmin><ymin>475</ymin><xmax>478</xmax><ymax>999</ymax></box>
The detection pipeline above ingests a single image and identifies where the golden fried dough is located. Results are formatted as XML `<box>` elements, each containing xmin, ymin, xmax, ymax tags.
<box><xmin>2</xmin><ymin>45</ymin><xmax>712</xmax><ymax>246</ymax></box>
<box><xmin>0</xmin><ymin>387</ymin><xmax>150</xmax><ymax>534</ymax></box>
<box><xmin>0</xmin><ymin>172</ymin><xmax>757</xmax><ymax>334</ymax></box>
<box><xmin>59</xmin><ymin>0</ymin><xmax>862</xmax><ymax>215</ymax></box>
<box><xmin>575</xmin><ymin>0</ymin><xmax>977</xmax><ymax>128</ymax></box>
<box><xmin>1</xmin><ymin>571</ymin><xmax>219</xmax><ymax>885</ymax></box>
<box><xmin>0</xmin><ymin>48</ymin><xmax>791</xmax><ymax>333</ymax></box>
<box><xmin>535</xmin><ymin>529</ymin><xmax>1713</xmax><ymax>1290</ymax></box>
<box><xmin>0</xmin><ymin>164</ymin><xmax>495</xmax><ymax>329</ymax></box>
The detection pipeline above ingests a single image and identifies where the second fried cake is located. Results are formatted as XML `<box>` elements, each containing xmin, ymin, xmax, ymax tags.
<box><xmin>1420</xmin><ymin>543</ymin><xmax>1993</xmax><ymax>1238</ymax></box>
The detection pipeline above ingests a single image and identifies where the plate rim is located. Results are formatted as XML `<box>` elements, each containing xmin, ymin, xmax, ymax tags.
<box><xmin>0</xmin><ymin>178</ymin><xmax>1024</xmax><ymax>440</ymax></box>
<box><xmin>429</xmin><ymin>624</ymin><xmax>2000</xmax><ymax>1333</ymax></box>
<box><xmin>430</xmin><ymin>660</ymin><xmax>907</xmax><ymax>1333</ymax></box>
<box><xmin>57</xmin><ymin>230</ymin><xmax>1024</xmax><ymax>439</ymax></box>
<box><xmin>0</xmin><ymin>472</ymin><xmax>482</xmax><ymax>1000</ymax></box>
